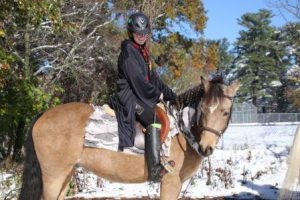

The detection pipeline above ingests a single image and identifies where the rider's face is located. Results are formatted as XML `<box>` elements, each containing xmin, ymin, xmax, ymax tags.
<box><xmin>133</xmin><ymin>32</ymin><xmax>149</xmax><ymax>45</ymax></box>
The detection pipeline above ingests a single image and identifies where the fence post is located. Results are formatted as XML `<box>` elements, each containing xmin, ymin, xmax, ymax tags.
<box><xmin>279</xmin><ymin>113</ymin><xmax>281</xmax><ymax>122</ymax></box>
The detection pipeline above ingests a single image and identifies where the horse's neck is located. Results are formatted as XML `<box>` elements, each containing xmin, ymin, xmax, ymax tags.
<box><xmin>172</xmin><ymin>133</ymin><xmax>202</xmax><ymax>167</ymax></box>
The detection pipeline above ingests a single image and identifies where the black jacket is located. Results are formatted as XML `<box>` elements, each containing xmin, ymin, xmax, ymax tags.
<box><xmin>109</xmin><ymin>40</ymin><xmax>176</xmax><ymax>149</ymax></box>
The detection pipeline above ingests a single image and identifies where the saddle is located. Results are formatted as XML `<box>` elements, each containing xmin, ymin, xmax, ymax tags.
<box><xmin>102</xmin><ymin>103</ymin><xmax>170</xmax><ymax>144</ymax></box>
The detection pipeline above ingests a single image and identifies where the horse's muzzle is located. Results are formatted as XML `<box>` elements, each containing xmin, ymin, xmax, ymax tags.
<box><xmin>199</xmin><ymin>145</ymin><xmax>214</xmax><ymax>157</ymax></box>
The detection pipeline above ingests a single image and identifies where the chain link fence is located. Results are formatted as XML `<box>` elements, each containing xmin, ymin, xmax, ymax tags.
<box><xmin>231</xmin><ymin>103</ymin><xmax>300</xmax><ymax>123</ymax></box>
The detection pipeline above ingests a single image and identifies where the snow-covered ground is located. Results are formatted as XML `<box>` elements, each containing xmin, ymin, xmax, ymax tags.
<box><xmin>70</xmin><ymin>123</ymin><xmax>300</xmax><ymax>199</ymax></box>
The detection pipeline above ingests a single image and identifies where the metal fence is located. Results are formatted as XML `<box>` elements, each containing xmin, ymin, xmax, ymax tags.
<box><xmin>231</xmin><ymin>103</ymin><xmax>257</xmax><ymax>123</ymax></box>
<box><xmin>257</xmin><ymin>113</ymin><xmax>300</xmax><ymax>123</ymax></box>
<box><xmin>230</xmin><ymin>103</ymin><xmax>300</xmax><ymax>123</ymax></box>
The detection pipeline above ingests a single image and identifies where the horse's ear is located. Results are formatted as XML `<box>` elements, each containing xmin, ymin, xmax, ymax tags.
<box><xmin>200</xmin><ymin>76</ymin><xmax>209</xmax><ymax>92</ymax></box>
<box><xmin>227</xmin><ymin>79</ymin><xmax>241</xmax><ymax>96</ymax></box>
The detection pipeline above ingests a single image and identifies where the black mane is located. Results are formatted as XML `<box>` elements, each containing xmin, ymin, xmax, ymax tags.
<box><xmin>174</xmin><ymin>84</ymin><xmax>204</xmax><ymax>109</ymax></box>
<box><xmin>173</xmin><ymin>75</ymin><xmax>225</xmax><ymax>109</ymax></box>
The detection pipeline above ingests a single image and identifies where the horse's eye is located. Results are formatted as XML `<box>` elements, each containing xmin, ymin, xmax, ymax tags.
<box><xmin>224</xmin><ymin>112</ymin><xmax>229</xmax><ymax>116</ymax></box>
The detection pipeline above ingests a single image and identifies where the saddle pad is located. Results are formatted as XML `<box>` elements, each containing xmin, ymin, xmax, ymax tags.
<box><xmin>84</xmin><ymin>105</ymin><xmax>175</xmax><ymax>156</ymax></box>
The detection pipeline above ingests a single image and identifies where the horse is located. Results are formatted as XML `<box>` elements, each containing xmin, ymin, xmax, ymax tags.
<box><xmin>19</xmin><ymin>77</ymin><xmax>240</xmax><ymax>200</ymax></box>
<box><xmin>278</xmin><ymin>124</ymin><xmax>300</xmax><ymax>199</ymax></box>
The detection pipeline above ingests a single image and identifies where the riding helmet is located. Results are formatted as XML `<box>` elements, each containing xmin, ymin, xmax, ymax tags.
<box><xmin>127</xmin><ymin>12</ymin><xmax>151</xmax><ymax>35</ymax></box>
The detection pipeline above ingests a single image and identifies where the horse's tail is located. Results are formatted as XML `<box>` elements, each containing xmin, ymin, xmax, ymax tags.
<box><xmin>278</xmin><ymin>124</ymin><xmax>300</xmax><ymax>200</ymax></box>
<box><xmin>19</xmin><ymin>113</ymin><xmax>44</xmax><ymax>200</ymax></box>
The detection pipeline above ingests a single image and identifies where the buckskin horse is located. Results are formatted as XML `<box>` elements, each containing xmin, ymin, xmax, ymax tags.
<box><xmin>19</xmin><ymin>77</ymin><xmax>240</xmax><ymax>200</ymax></box>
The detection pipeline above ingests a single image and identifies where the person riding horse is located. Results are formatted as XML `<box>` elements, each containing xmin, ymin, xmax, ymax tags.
<box><xmin>109</xmin><ymin>12</ymin><xmax>177</xmax><ymax>182</ymax></box>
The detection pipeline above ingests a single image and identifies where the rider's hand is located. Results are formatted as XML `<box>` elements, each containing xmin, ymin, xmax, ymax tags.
<box><xmin>159</xmin><ymin>93</ymin><xmax>164</xmax><ymax>101</ymax></box>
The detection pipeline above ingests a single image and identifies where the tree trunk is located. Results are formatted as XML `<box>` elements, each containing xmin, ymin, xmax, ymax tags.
<box><xmin>6</xmin><ymin>129</ymin><xmax>13</xmax><ymax>159</ymax></box>
<box><xmin>12</xmin><ymin>120</ymin><xmax>25</xmax><ymax>162</ymax></box>
<box><xmin>24</xmin><ymin>21</ymin><xmax>31</xmax><ymax>80</ymax></box>
<box><xmin>251</xmin><ymin>86</ymin><xmax>257</xmax><ymax>106</ymax></box>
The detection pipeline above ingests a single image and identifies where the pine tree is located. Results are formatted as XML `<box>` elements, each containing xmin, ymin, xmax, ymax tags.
<box><xmin>232</xmin><ymin>9</ymin><xmax>288</xmax><ymax>112</ymax></box>
<box><xmin>213</xmin><ymin>38</ymin><xmax>235</xmax><ymax>78</ymax></box>
<box><xmin>281</xmin><ymin>22</ymin><xmax>300</xmax><ymax>110</ymax></box>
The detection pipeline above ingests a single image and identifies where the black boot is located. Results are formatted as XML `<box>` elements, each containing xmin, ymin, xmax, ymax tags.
<box><xmin>145</xmin><ymin>124</ymin><xmax>165</xmax><ymax>182</ymax></box>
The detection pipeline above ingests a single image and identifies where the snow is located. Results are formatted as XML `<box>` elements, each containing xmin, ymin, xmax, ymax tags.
<box><xmin>69</xmin><ymin>123</ymin><xmax>300</xmax><ymax>199</ymax></box>
<box><xmin>270</xmin><ymin>81</ymin><xmax>282</xmax><ymax>87</ymax></box>
<box><xmin>236</xmin><ymin>62</ymin><xmax>246</xmax><ymax>69</ymax></box>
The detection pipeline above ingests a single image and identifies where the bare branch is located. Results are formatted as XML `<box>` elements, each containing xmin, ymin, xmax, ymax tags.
<box><xmin>31</xmin><ymin>44</ymin><xmax>63</xmax><ymax>52</ymax></box>
<box><xmin>87</xmin><ymin>19</ymin><xmax>113</xmax><ymax>39</ymax></box>
<box><xmin>64</xmin><ymin>18</ymin><xmax>112</xmax><ymax>63</ymax></box>
<box><xmin>62</xmin><ymin>11</ymin><xmax>80</xmax><ymax>18</ymax></box>
<box><xmin>12</xmin><ymin>51</ymin><xmax>25</xmax><ymax>65</ymax></box>
<box><xmin>79</xmin><ymin>2</ymin><xmax>105</xmax><ymax>33</ymax></box>
<box><xmin>269</xmin><ymin>0</ymin><xmax>300</xmax><ymax>20</ymax></box>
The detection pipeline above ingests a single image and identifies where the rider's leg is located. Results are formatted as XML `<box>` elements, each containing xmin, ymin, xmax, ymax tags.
<box><xmin>135</xmin><ymin>102</ymin><xmax>164</xmax><ymax>182</ymax></box>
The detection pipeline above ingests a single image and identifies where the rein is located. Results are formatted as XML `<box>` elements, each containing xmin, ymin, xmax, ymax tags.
<box><xmin>162</xmin><ymin>102</ymin><xmax>205</xmax><ymax>157</ymax></box>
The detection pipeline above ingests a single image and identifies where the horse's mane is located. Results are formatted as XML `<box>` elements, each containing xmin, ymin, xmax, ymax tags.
<box><xmin>173</xmin><ymin>75</ymin><xmax>225</xmax><ymax>109</ymax></box>
<box><xmin>175</xmin><ymin>84</ymin><xmax>204</xmax><ymax>109</ymax></box>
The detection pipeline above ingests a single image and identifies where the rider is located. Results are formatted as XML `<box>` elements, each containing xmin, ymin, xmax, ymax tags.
<box><xmin>109</xmin><ymin>12</ymin><xmax>176</xmax><ymax>182</ymax></box>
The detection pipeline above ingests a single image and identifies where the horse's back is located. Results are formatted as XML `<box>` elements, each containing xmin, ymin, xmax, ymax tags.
<box><xmin>33</xmin><ymin>102</ymin><xmax>93</xmax><ymax>170</ymax></box>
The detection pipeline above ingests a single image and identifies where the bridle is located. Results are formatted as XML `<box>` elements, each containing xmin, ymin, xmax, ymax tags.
<box><xmin>198</xmin><ymin>95</ymin><xmax>233</xmax><ymax>138</ymax></box>
<box><xmin>162</xmin><ymin>88</ymin><xmax>234</xmax><ymax>157</ymax></box>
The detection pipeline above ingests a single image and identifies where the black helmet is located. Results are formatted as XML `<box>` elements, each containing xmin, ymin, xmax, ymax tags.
<box><xmin>127</xmin><ymin>12</ymin><xmax>150</xmax><ymax>35</ymax></box>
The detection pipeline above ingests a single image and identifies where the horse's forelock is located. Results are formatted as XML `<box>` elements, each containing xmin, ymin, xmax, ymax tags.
<box><xmin>210</xmin><ymin>75</ymin><xmax>224</xmax><ymax>84</ymax></box>
<box><xmin>204</xmin><ymin>79</ymin><xmax>225</xmax><ymax>106</ymax></box>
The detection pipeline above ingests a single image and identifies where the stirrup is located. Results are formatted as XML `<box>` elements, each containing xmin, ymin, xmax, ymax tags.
<box><xmin>161</xmin><ymin>157</ymin><xmax>175</xmax><ymax>173</ymax></box>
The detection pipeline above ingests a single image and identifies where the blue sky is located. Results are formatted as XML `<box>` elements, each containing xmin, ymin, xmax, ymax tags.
<box><xmin>202</xmin><ymin>0</ymin><xmax>297</xmax><ymax>44</ymax></box>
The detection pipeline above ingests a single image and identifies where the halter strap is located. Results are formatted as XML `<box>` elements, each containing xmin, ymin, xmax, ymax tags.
<box><xmin>200</xmin><ymin>126</ymin><xmax>224</xmax><ymax>137</ymax></box>
<box><xmin>199</xmin><ymin>95</ymin><xmax>233</xmax><ymax>138</ymax></box>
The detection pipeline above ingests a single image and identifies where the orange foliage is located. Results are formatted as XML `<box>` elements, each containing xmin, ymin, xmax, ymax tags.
<box><xmin>0</xmin><ymin>63</ymin><xmax>10</xmax><ymax>71</ymax></box>
<box><xmin>206</xmin><ymin>44</ymin><xmax>219</xmax><ymax>72</ymax></box>
<box><xmin>191</xmin><ymin>44</ymin><xmax>206</xmax><ymax>69</ymax></box>
<box><xmin>165</xmin><ymin>1</ymin><xmax>176</xmax><ymax>19</ymax></box>
<box><xmin>287</xmin><ymin>88</ymin><xmax>300</xmax><ymax>109</ymax></box>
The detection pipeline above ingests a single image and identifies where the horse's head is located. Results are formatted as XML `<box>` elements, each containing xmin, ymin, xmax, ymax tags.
<box><xmin>193</xmin><ymin>76</ymin><xmax>240</xmax><ymax>157</ymax></box>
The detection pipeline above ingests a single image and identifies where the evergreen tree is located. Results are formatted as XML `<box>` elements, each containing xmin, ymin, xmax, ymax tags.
<box><xmin>213</xmin><ymin>38</ymin><xmax>235</xmax><ymax>79</ymax></box>
<box><xmin>281</xmin><ymin>22</ymin><xmax>300</xmax><ymax>110</ymax></box>
<box><xmin>232</xmin><ymin>9</ymin><xmax>288</xmax><ymax>112</ymax></box>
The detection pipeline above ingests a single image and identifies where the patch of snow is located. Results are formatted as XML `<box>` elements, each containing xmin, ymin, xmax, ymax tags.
<box><xmin>270</xmin><ymin>81</ymin><xmax>282</xmax><ymax>87</ymax></box>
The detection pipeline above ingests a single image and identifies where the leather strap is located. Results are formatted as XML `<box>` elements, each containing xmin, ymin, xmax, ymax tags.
<box><xmin>155</xmin><ymin>106</ymin><xmax>170</xmax><ymax>143</ymax></box>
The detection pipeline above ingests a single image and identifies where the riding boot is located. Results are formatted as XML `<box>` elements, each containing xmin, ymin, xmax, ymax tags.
<box><xmin>145</xmin><ymin>123</ymin><xmax>165</xmax><ymax>182</ymax></box>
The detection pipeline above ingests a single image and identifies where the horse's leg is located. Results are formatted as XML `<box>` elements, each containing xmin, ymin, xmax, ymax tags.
<box><xmin>32</xmin><ymin>103</ymin><xmax>93</xmax><ymax>199</ymax></box>
<box><xmin>58</xmin><ymin>168</ymin><xmax>75</xmax><ymax>200</ymax></box>
<box><xmin>42</xmin><ymin>167</ymin><xmax>74</xmax><ymax>200</ymax></box>
<box><xmin>159</xmin><ymin>134</ymin><xmax>201</xmax><ymax>200</ymax></box>
<box><xmin>160</xmin><ymin>173</ymin><xmax>182</xmax><ymax>200</ymax></box>
<box><xmin>42</xmin><ymin>176</ymin><xmax>64</xmax><ymax>199</ymax></box>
